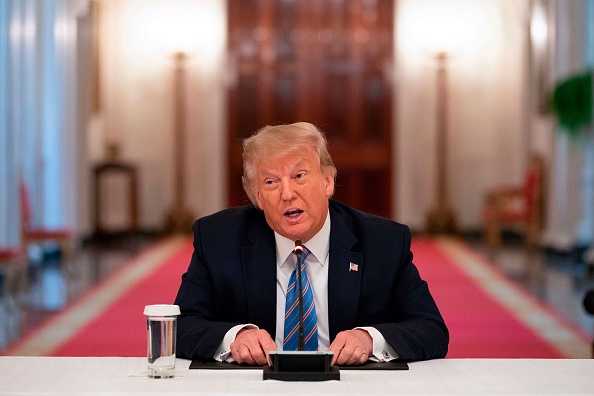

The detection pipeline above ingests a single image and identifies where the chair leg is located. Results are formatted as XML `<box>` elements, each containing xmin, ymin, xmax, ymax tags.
<box><xmin>525</xmin><ymin>223</ymin><xmax>540</xmax><ymax>248</ymax></box>
<box><xmin>485</xmin><ymin>221</ymin><xmax>502</xmax><ymax>249</ymax></box>
<box><xmin>59</xmin><ymin>240</ymin><xmax>75</xmax><ymax>263</ymax></box>
<box><xmin>0</xmin><ymin>255</ymin><xmax>28</xmax><ymax>345</ymax></box>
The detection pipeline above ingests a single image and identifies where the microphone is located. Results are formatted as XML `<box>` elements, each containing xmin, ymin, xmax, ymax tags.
<box><xmin>294</xmin><ymin>240</ymin><xmax>305</xmax><ymax>351</ymax></box>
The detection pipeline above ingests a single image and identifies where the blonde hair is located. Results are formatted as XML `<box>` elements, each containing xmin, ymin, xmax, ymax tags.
<box><xmin>242</xmin><ymin>122</ymin><xmax>337</xmax><ymax>208</ymax></box>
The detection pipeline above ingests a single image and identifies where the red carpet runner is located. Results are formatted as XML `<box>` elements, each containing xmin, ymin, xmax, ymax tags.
<box><xmin>52</xmin><ymin>240</ymin><xmax>193</xmax><ymax>356</ymax></box>
<box><xmin>5</xmin><ymin>237</ymin><xmax>193</xmax><ymax>356</ymax></box>
<box><xmin>5</xmin><ymin>236</ymin><xmax>591</xmax><ymax>357</ymax></box>
<box><xmin>414</xmin><ymin>237</ymin><xmax>590</xmax><ymax>358</ymax></box>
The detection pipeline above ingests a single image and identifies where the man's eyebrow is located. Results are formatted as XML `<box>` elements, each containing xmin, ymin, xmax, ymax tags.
<box><xmin>293</xmin><ymin>161</ymin><xmax>309</xmax><ymax>170</ymax></box>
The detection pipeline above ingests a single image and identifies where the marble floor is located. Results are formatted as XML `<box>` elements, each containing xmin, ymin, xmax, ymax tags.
<box><xmin>0</xmin><ymin>234</ymin><xmax>158</xmax><ymax>351</ymax></box>
<box><xmin>465</xmin><ymin>234</ymin><xmax>594</xmax><ymax>339</ymax></box>
<box><xmin>1</xmin><ymin>233</ymin><xmax>594</xmax><ymax>354</ymax></box>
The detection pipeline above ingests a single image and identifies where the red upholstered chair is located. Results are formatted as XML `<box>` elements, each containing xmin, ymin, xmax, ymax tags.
<box><xmin>19</xmin><ymin>181</ymin><xmax>76</xmax><ymax>262</ymax></box>
<box><xmin>482</xmin><ymin>156</ymin><xmax>545</xmax><ymax>249</ymax></box>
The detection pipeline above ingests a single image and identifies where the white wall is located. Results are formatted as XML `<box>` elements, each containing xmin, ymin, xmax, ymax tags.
<box><xmin>92</xmin><ymin>0</ymin><xmax>227</xmax><ymax>231</ymax></box>
<box><xmin>92</xmin><ymin>0</ymin><xmax>534</xmax><ymax>234</ymax></box>
<box><xmin>395</xmin><ymin>0</ymin><xmax>531</xmax><ymax>230</ymax></box>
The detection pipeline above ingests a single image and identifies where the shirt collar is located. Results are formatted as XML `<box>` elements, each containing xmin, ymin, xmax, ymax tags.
<box><xmin>274</xmin><ymin>210</ymin><xmax>331</xmax><ymax>268</ymax></box>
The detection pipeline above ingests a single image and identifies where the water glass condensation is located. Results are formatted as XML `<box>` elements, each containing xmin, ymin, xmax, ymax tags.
<box><xmin>143</xmin><ymin>304</ymin><xmax>180</xmax><ymax>378</ymax></box>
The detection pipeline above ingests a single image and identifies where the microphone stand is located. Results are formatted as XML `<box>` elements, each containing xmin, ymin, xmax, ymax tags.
<box><xmin>295</xmin><ymin>241</ymin><xmax>305</xmax><ymax>351</ymax></box>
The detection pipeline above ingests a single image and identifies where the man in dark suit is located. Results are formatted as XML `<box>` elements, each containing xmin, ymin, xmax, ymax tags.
<box><xmin>175</xmin><ymin>122</ymin><xmax>448</xmax><ymax>366</ymax></box>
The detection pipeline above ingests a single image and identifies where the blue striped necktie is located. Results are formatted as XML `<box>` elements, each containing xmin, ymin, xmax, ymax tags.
<box><xmin>283</xmin><ymin>246</ymin><xmax>318</xmax><ymax>351</ymax></box>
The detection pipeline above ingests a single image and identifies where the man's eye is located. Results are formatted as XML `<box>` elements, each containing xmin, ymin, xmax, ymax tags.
<box><xmin>295</xmin><ymin>173</ymin><xmax>305</xmax><ymax>179</ymax></box>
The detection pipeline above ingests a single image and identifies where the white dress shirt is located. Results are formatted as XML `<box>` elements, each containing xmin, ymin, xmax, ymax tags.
<box><xmin>214</xmin><ymin>210</ymin><xmax>397</xmax><ymax>362</ymax></box>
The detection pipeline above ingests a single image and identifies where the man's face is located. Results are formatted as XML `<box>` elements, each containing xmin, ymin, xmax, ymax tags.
<box><xmin>252</xmin><ymin>147</ymin><xmax>334</xmax><ymax>243</ymax></box>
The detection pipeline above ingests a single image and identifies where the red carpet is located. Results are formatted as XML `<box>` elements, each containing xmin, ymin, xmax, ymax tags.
<box><xmin>5</xmin><ymin>236</ymin><xmax>590</xmax><ymax>358</ymax></box>
<box><xmin>4</xmin><ymin>237</ymin><xmax>192</xmax><ymax>356</ymax></box>
<box><xmin>51</xmin><ymin>242</ymin><xmax>194</xmax><ymax>356</ymax></box>
<box><xmin>412</xmin><ymin>238</ymin><xmax>569</xmax><ymax>358</ymax></box>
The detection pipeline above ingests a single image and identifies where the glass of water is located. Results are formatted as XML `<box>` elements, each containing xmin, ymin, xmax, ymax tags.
<box><xmin>143</xmin><ymin>304</ymin><xmax>180</xmax><ymax>378</ymax></box>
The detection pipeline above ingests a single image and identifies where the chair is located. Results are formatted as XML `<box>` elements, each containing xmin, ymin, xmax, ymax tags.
<box><xmin>19</xmin><ymin>181</ymin><xmax>76</xmax><ymax>262</ymax></box>
<box><xmin>0</xmin><ymin>247</ymin><xmax>28</xmax><ymax>348</ymax></box>
<box><xmin>482</xmin><ymin>155</ymin><xmax>545</xmax><ymax>249</ymax></box>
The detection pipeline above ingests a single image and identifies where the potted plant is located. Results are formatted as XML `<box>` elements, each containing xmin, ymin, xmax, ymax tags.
<box><xmin>551</xmin><ymin>71</ymin><xmax>592</xmax><ymax>137</ymax></box>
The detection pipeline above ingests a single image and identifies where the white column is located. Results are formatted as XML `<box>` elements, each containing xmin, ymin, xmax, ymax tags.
<box><xmin>0</xmin><ymin>0</ymin><xmax>20</xmax><ymax>246</ymax></box>
<box><xmin>576</xmin><ymin>0</ymin><xmax>594</xmax><ymax>247</ymax></box>
<box><xmin>0</xmin><ymin>0</ymin><xmax>82</xmax><ymax>247</ymax></box>
<box><xmin>542</xmin><ymin>131</ymin><xmax>574</xmax><ymax>250</ymax></box>
<box><xmin>582</xmin><ymin>0</ymin><xmax>594</xmax><ymax>261</ymax></box>
<box><xmin>542</xmin><ymin>0</ymin><xmax>591</xmax><ymax>250</ymax></box>
<box><xmin>577</xmin><ymin>136</ymin><xmax>594</xmax><ymax>246</ymax></box>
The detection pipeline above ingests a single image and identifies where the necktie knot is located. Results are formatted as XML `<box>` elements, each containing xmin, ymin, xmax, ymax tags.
<box><xmin>293</xmin><ymin>244</ymin><xmax>310</xmax><ymax>258</ymax></box>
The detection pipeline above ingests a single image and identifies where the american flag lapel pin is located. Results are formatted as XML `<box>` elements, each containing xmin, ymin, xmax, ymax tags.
<box><xmin>349</xmin><ymin>262</ymin><xmax>358</xmax><ymax>272</ymax></box>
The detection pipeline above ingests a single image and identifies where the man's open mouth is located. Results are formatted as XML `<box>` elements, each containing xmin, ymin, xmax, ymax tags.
<box><xmin>285</xmin><ymin>208</ymin><xmax>303</xmax><ymax>218</ymax></box>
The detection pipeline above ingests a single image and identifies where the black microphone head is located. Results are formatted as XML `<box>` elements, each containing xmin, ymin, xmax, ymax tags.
<box><xmin>584</xmin><ymin>290</ymin><xmax>594</xmax><ymax>315</ymax></box>
<box><xmin>294</xmin><ymin>240</ymin><xmax>303</xmax><ymax>254</ymax></box>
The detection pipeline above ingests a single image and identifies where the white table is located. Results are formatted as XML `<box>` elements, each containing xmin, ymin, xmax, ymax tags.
<box><xmin>0</xmin><ymin>357</ymin><xmax>593</xmax><ymax>395</ymax></box>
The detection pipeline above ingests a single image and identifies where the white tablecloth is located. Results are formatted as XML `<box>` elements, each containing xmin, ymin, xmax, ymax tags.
<box><xmin>0</xmin><ymin>357</ymin><xmax>592</xmax><ymax>395</ymax></box>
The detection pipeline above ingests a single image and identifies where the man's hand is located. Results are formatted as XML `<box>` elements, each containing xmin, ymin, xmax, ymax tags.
<box><xmin>328</xmin><ymin>329</ymin><xmax>373</xmax><ymax>366</ymax></box>
<box><xmin>230</xmin><ymin>328</ymin><xmax>276</xmax><ymax>365</ymax></box>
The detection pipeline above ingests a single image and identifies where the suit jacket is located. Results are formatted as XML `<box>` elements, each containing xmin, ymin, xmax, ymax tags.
<box><xmin>174</xmin><ymin>200</ymin><xmax>449</xmax><ymax>361</ymax></box>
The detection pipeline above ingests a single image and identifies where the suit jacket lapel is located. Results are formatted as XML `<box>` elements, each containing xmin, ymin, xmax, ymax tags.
<box><xmin>242</xmin><ymin>219</ymin><xmax>277</xmax><ymax>337</ymax></box>
<box><xmin>328</xmin><ymin>205</ymin><xmax>363</xmax><ymax>341</ymax></box>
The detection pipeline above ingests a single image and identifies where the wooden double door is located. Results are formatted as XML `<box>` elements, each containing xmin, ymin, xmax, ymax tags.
<box><xmin>227</xmin><ymin>0</ymin><xmax>394</xmax><ymax>219</ymax></box>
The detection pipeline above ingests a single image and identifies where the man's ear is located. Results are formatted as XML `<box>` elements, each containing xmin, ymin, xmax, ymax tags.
<box><xmin>324</xmin><ymin>171</ymin><xmax>335</xmax><ymax>198</ymax></box>
<box><xmin>253</xmin><ymin>186</ymin><xmax>264</xmax><ymax>209</ymax></box>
